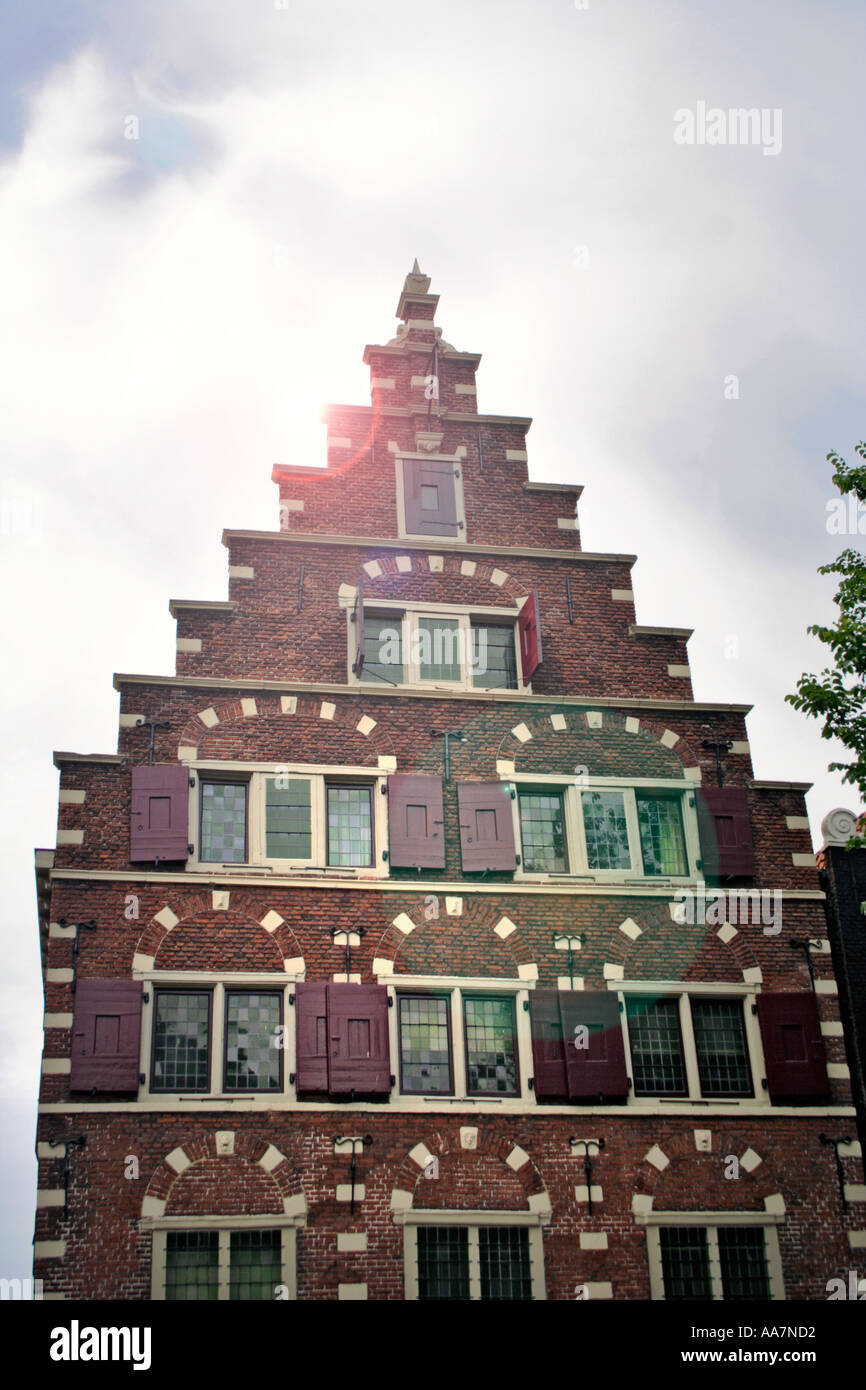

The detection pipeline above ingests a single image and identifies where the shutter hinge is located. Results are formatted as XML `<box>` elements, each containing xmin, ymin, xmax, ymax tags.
<box><xmin>618</xmin><ymin>999</ymin><xmax>624</xmax><ymax>1012</ymax></box>
<box><xmin>454</xmin><ymin>469</ymin><xmax>461</xmax><ymax>478</ymax></box>
<box><xmin>187</xmin><ymin>843</ymin><xmax>194</xmax><ymax>855</ymax></box>
<box><xmin>382</xmin><ymin>850</ymin><xmax>388</xmax><ymax>862</ymax></box>
<box><xmin>515</xmin><ymin>855</ymin><xmax>521</xmax><ymax>866</ymax></box>
<box><xmin>528</xmin><ymin>1077</ymin><xmax>535</xmax><ymax>1091</ymax></box>
<box><xmin>142</xmin><ymin>991</ymin><xmax>150</xmax><ymax>1004</ymax></box>
<box><xmin>522</xmin><ymin>999</ymin><xmax>530</xmax><ymax>1012</ymax></box>
<box><xmin>189</xmin><ymin>776</ymin><xmax>196</xmax><ymax>788</ymax></box>
<box><xmin>688</xmin><ymin>795</ymin><xmax>695</xmax><ymax>807</ymax></box>
<box><xmin>139</xmin><ymin>1073</ymin><xmax>145</xmax><ymax>1085</ymax></box>
<box><xmin>390</xmin><ymin>1074</ymin><xmax>396</xmax><ymax>1087</ymax></box>
<box><xmin>289</xmin><ymin>1073</ymin><xmax>296</xmax><ymax>1085</ymax></box>
<box><xmin>388</xmin><ymin>996</ymin><xmax>394</xmax><ymax>1008</ymax></box>
<box><xmin>509</xmin><ymin>787</ymin><xmax>516</xmax><ymax>799</ymax></box>
<box><xmin>380</xmin><ymin>783</ymin><xmax>387</xmax><ymax>794</ymax></box>
<box><xmin>627</xmin><ymin>1076</ymin><xmax>633</xmax><ymax>1090</ymax></box>
<box><xmin>761</xmin><ymin>1077</ymin><xmax>768</xmax><ymax>1090</ymax></box>
<box><xmin>696</xmin><ymin>857</ymin><xmax>703</xmax><ymax>870</ymax></box>
<box><xmin>751</xmin><ymin>1003</ymin><xmax>758</xmax><ymax>1015</ymax></box>
<box><xmin>288</xmin><ymin>994</ymin><xmax>295</xmax><ymax>1006</ymax></box>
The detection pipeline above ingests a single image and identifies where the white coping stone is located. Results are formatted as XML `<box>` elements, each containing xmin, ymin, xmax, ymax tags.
<box><xmin>646</xmin><ymin>1145</ymin><xmax>669</xmax><ymax>1171</ymax></box>
<box><xmin>283</xmin><ymin>957</ymin><xmax>305</xmax><ymax>975</ymax></box>
<box><xmin>34</xmin><ymin>1241</ymin><xmax>66</xmax><ymax>1259</ymax></box>
<box><xmin>821</xmin><ymin>1021</ymin><xmax>844</xmax><ymax>1036</ymax></box>
<box><xmin>281</xmin><ymin>500</ymin><xmax>304</xmax><ymax>512</ymax></box>
<box><xmin>527</xmin><ymin>1194</ymin><xmax>551</xmax><ymax>1216</ymax></box>
<box><xmin>575</xmin><ymin>1185</ymin><xmax>603</xmax><ymax>1203</ymax></box>
<box><xmin>460</xmin><ymin>560</ymin><xmax>477</xmax><ymax>576</ymax></box>
<box><xmin>460</xmin><ymin>1128</ymin><xmax>478</xmax><ymax>1150</ymax></box>
<box><xmin>332</xmin><ymin>973</ymin><xmax>362</xmax><ymax>984</ymax></box>
<box><xmin>132</xmin><ymin>953</ymin><xmax>155</xmax><ymax>972</ymax></box>
<box><xmin>329</xmin><ymin>438</ymin><xmax>352</xmax><ymax>448</ymax></box>
<box><xmin>511</xmin><ymin>723</ymin><xmax>532</xmax><ymax>743</ymax></box>
<box><xmin>619</xmin><ymin>918</ymin><xmax>642</xmax><ymax>941</ymax></box>
<box><xmin>334</xmin><ymin>1139</ymin><xmax>362</xmax><ymax>1156</ymax></box>
<box><xmin>550</xmin><ymin>713</ymin><xmax>567</xmax><ymax>731</ymax></box>
<box><xmin>716</xmin><ymin>923</ymin><xmax>738</xmax><ymax>944</ymax></box>
<box><xmin>283</xmin><ymin>1194</ymin><xmax>306</xmax><ymax>1216</ymax></box>
<box><xmin>455</xmin><ymin>384</ymin><xmax>477</xmax><ymax>394</ymax></box>
<box><xmin>395</xmin><ymin>555</ymin><xmax>412</xmax><ymax>573</ymax></box>
<box><xmin>427</xmin><ymin>555</ymin><xmax>444</xmax><ymax>572</ymax></box>
<box><xmin>496</xmin><ymin>759</ymin><xmax>516</xmax><ymax>775</ymax></box>
<box><xmin>445</xmin><ymin>897</ymin><xmax>463</xmax><ymax>915</ymax></box>
<box><xmin>387</xmin><ymin>442</ymin><xmax>399</xmax><ymax>454</ymax></box>
<box><xmin>320</xmin><ymin>701</ymin><xmax>336</xmax><ymax>720</ymax></box>
<box><xmin>281</xmin><ymin>695</ymin><xmax>298</xmax><ymax>713</ymax></box>
<box><xmin>792</xmin><ymin>853</ymin><xmax>817</xmax><ymax>867</ymax></box>
<box><xmin>356</xmin><ymin>715</ymin><xmax>377</xmax><ymax>736</ymax></box>
<box><xmin>742</xmin><ymin>967</ymin><xmax>763</xmax><ymax>985</ymax></box>
<box><xmin>632</xmin><ymin>1194</ymin><xmax>654</xmax><ymax>1215</ymax></box>
<box><xmin>363</xmin><ymin>560</ymin><xmax>382</xmax><ymax>579</ymax></box>
<box><xmin>42</xmin><ymin>1014</ymin><xmax>72</xmax><ymax>1029</ymax></box>
<box><xmin>740</xmin><ymin>1148</ymin><xmax>762</xmax><ymax>1173</ymax></box>
<box><xmin>338</xmin><ymin>1284</ymin><xmax>368</xmax><ymax>1300</ymax></box>
<box><xmin>56</xmin><ymin>830</ymin><xmax>83</xmax><ymax>846</ymax></box>
<box><xmin>505</xmin><ymin>450</ymin><xmax>528</xmax><ymax>461</ymax></box>
<box><xmin>390</xmin><ymin>1189</ymin><xmax>413</xmax><ymax>1211</ymax></box>
<box><xmin>176</xmin><ymin>638</ymin><xmax>202</xmax><ymax>652</ymax></box>
<box><xmin>337</xmin><ymin>1184</ymin><xmax>364</xmax><ymax>1202</ymax></box>
<box><xmin>409</xmin><ymin>1143</ymin><xmax>434</xmax><ymax>1169</ymax></box>
<box><xmin>660</xmin><ymin>729</ymin><xmax>679</xmax><ymax>748</ymax></box>
<box><xmin>517</xmin><ymin>963</ymin><xmax>538</xmax><ymax>982</ymax></box>
<box><xmin>494</xmin><ymin>916</ymin><xmax>517</xmax><ymax>940</ymax></box>
<box><xmin>603</xmin><ymin>963</ymin><xmax>624</xmax><ymax>981</ymax></box>
<box><xmin>36</xmin><ymin>1190</ymin><xmax>66</xmax><ymax>1208</ymax></box>
<box><xmin>178</xmin><ymin>745</ymin><xmax>198</xmax><ymax>760</ymax></box>
<box><xmin>58</xmin><ymin>789</ymin><xmax>86</xmax><ymax>804</ymax></box>
<box><xmin>694</xmin><ymin>1130</ymin><xmax>712</xmax><ymax>1152</ymax></box>
<box><xmin>332</xmin><ymin>932</ymin><xmax>361</xmax><ymax>948</ymax></box>
<box><xmin>229</xmin><ymin>565</ymin><xmax>255</xmax><ymax>578</ymax></box>
<box><xmin>611</xmin><ymin>589</ymin><xmax>633</xmax><ymax>602</ymax></box>
<box><xmin>165</xmin><ymin>1148</ymin><xmax>191</xmax><ymax>1174</ymax></box>
<box><xmin>668</xmin><ymin>665</ymin><xmax>691</xmax><ymax>678</ymax></box>
<box><xmin>490</xmin><ymin>568</ymin><xmax>508</xmax><ymax>586</ymax></box>
<box><xmin>586</xmin><ymin>711</ymin><xmax>603</xmax><ymax>729</ymax></box>
<box><xmin>198</xmin><ymin>707</ymin><xmax>219</xmax><ymax>728</ymax></box>
<box><xmin>338</xmin><ymin>1234</ymin><xmax>368</xmax><ymax>1252</ymax></box>
<box><xmin>555</xmin><ymin>935</ymin><xmax>581</xmax><ymax>950</ymax></box>
<box><xmin>338</xmin><ymin>583</ymin><xmax>358</xmax><ymax>608</ymax></box>
<box><xmin>259</xmin><ymin>1145</ymin><xmax>284</xmax><ymax>1173</ymax></box>
<box><xmin>684</xmin><ymin>766</ymin><xmax>703</xmax><ymax>782</ymax></box>
<box><xmin>49</xmin><ymin>922</ymin><xmax>76</xmax><ymax>939</ymax></box>
<box><xmin>828</xmin><ymin>1063</ymin><xmax>851</xmax><ymax>1079</ymax></box>
<box><xmin>141</xmin><ymin>1196</ymin><xmax>166</xmax><ymax>1218</ymax></box>
<box><xmin>583</xmin><ymin>1282</ymin><xmax>613</xmax><ymax>1300</ymax></box>
<box><xmin>38</xmin><ymin>1142</ymin><xmax>66</xmax><ymax>1159</ymax></box>
<box><xmin>377</xmin><ymin>754</ymin><xmax>398</xmax><ymax>771</ymax></box>
<box><xmin>579</xmin><ymin>1233</ymin><xmax>609</xmax><ymax>1250</ymax></box>
<box><xmin>730</xmin><ymin>741</ymin><xmax>751</xmax><ymax>755</ymax></box>
<box><xmin>625</xmin><ymin>716</ymin><xmax>640</xmax><ymax>733</ymax></box>
<box><xmin>119</xmin><ymin>713</ymin><xmax>144</xmax><ymax>728</ymax></box>
<box><xmin>215</xmin><ymin>1131</ymin><xmax>235</xmax><ymax>1155</ymax></box>
<box><xmin>843</xmin><ymin>1185</ymin><xmax>866</xmax><ymax>1203</ymax></box>
<box><xmin>260</xmin><ymin>910</ymin><xmax>284</xmax><ymax>933</ymax></box>
<box><xmin>506</xmin><ymin>1146</ymin><xmax>529</xmax><ymax>1171</ymax></box>
<box><xmin>240</xmin><ymin>697</ymin><xmax>257</xmax><ymax>717</ymax></box>
<box><xmin>45</xmin><ymin>969</ymin><xmax>74</xmax><ymax>984</ymax></box>
<box><xmin>847</xmin><ymin>1231</ymin><xmax>866</xmax><ymax>1249</ymax></box>
<box><xmin>815</xmin><ymin>979</ymin><xmax>838</xmax><ymax>995</ymax></box>
<box><xmin>786</xmin><ymin>815</ymin><xmax>811</xmax><ymax>830</ymax></box>
<box><xmin>212</xmin><ymin>891</ymin><xmax>230</xmax><ymax>911</ymax></box>
<box><xmin>558</xmin><ymin>977</ymin><xmax>585</xmax><ymax>991</ymax></box>
<box><xmin>557</xmin><ymin>518</ymin><xmax>579</xmax><ymax>530</ymax></box>
<box><xmin>372</xmin><ymin>957</ymin><xmax>391</xmax><ymax>975</ymax></box>
<box><xmin>764</xmin><ymin>1194</ymin><xmax>786</xmax><ymax>1215</ymax></box>
<box><xmin>154</xmin><ymin>907</ymin><xmax>179</xmax><ymax>931</ymax></box>
<box><xmin>839</xmin><ymin>1140</ymin><xmax>862</xmax><ymax>1157</ymax></box>
<box><xmin>809</xmin><ymin>939</ymin><xmax>831</xmax><ymax>954</ymax></box>
<box><xmin>371</xmin><ymin>378</ymin><xmax>395</xmax><ymax>389</ymax></box>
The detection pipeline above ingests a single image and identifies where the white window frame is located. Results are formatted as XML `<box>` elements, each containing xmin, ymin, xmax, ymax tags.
<box><xmin>147</xmin><ymin>1216</ymin><xmax>301</xmax><ymax>1301</ymax></box>
<box><xmin>397</xmin><ymin>1210</ymin><xmax>547</xmax><ymax>1301</ymax></box>
<box><xmin>614</xmin><ymin>982</ymin><xmax>768</xmax><ymax>1107</ymax></box>
<box><xmin>139</xmin><ymin>973</ymin><xmax>298</xmax><ymax>1102</ymax></box>
<box><xmin>348</xmin><ymin>598</ymin><xmax>526</xmax><ymax>693</ymax></box>
<box><xmin>395</xmin><ymin>451</ymin><xmax>467</xmax><ymax>542</ymax></box>
<box><xmin>642</xmin><ymin>1215</ymin><xmax>785</xmax><ymax>1301</ymax></box>
<box><xmin>511</xmin><ymin>775</ymin><xmax>700</xmax><ymax>884</ymax></box>
<box><xmin>188</xmin><ymin>760</ymin><xmax>388</xmax><ymax>878</ymax></box>
<box><xmin>386</xmin><ymin>978</ymin><xmax>532</xmax><ymax>1104</ymax></box>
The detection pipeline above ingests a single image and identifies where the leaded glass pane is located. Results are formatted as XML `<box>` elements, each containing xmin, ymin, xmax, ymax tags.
<box><xmin>519</xmin><ymin>791</ymin><xmax>567</xmax><ymax>873</ymax></box>
<box><xmin>265</xmin><ymin>778</ymin><xmax>312</xmax><ymax>860</ymax></box>
<box><xmin>201</xmin><ymin>781</ymin><xmax>247</xmax><ymax>863</ymax></box>
<box><xmin>692</xmin><ymin>999</ymin><xmax>752</xmax><ymax>1097</ymax></box>
<box><xmin>152</xmin><ymin>992</ymin><xmax>210</xmax><ymax>1091</ymax></box>
<box><xmin>471</xmin><ymin>624</ymin><xmax>517</xmax><ymax>690</ymax></box>
<box><xmin>660</xmin><ymin>1227</ymin><xmax>713</xmax><ymax>1300</ymax></box>
<box><xmin>627</xmin><ymin>997</ymin><xmax>686</xmax><ymax>1095</ymax></box>
<box><xmin>229</xmin><ymin>1230</ymin><xmax>282</xmax><ymax>1301</ymax></box>
<box><xmin>479</xmin><ymin>1227</ymin><xmax>532</xmax><ymax>1300</ymax></box>
<box><xmin>464</xmin><ymin>996</ymin><xmax>517</xmax><ymax>1095</ymax></box>
<box><xmin>363</xmin><ymin>615</ymin><xmax>404</xmax><ymax>685</ymax></box>
<box><xmin>225</xmin><ymin>992</ymin><xmax>281</xmax><ymax>1091</ymax></box>
<box><xmin>418</xmin><ymin>1226</ymin><xmax>469</xmax><ymax>1300</ymax></box>
<box><xmin>327</xmin><ymin>784</ymin><xmax>373</xmax><ymax>866</ymax></box>
<box><xmin>637</xmin><ymin>794</ymin><xmax>687</xmax><ymax>876</ymax></box>
<box><xmin>399</xmin><ymin>995</ymin><xmax>452</xmax><ymax>1093</ymax></box>
<box><xmin>416</xmin><ymin>617</ymin><xmax>462</xmax><ymax>682</ymax></box>
<box><xmin>719</xmin><ymin>1228</ymin><xmax>770</xmax><ymax>1300</ymax></box>
<box><xmin>581</xmin><ymin>790</ymin><xmax>631</xmax><ymax>870</ymax></box>
<box><xmin>165</xmin><ymin>1231</ymin><xmax>218</xmax><ymax>1301</ymax></box>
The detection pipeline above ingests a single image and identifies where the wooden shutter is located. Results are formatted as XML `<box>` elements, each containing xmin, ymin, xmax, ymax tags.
<box><xmin>388</xmin><ymin>775</ymin><xmax>445</xmax><ymax>868</ymax></box>
<box><xmin>327</xmin><ymin>984</ymin><xmax>391</xmax><ymax>1095</ymax></box>
<box><xmin>294</xmin><ymin>983</ymin><xmax>329</xmax><ymax>1092</ymax></box>
<box><xmin>697</xmin><ymin>787</ymin><xmax>755</xmax><ymax>878</ymax></box>
<box><xmin>70</xmin><ymin>981</ymin><xmax>142</xmax><ymax>1092</ymax></box>
<box><xmin>559</xmin><ymin>991</ymin><xmax>629</xmax><ymax>1100</ymax></box>
<box><xmin>457</xmin><ymin>781</ymin><xmax>517</xmax><ymax>871</ymax></box>
<box><xmin>757</xmin><ymin>992</ymin><xmax>829</xmax><ymax>1101</ymax></box>
<box><xmin>517</xmin><ymin>590</ymin><xmax>543</xmax><ymax>680</ymax></box>
<box><xmin>352</xmin><ymin>579</ymin><xmax>365</xmax><ymax>676</ymax></box>
<box><xmin>529</xmin><ymin>990</ymin><xmax>569</xmax><ymax>1099</ymax></box>
<box><xmin>403</xmin><ymin>459</ymin><xmax>460</xmax><ymax>537</ymax></box>
<box><xmin>130</xmin><ymin>765</ymin><xmax>190</xmax><ymax>862</ymax></box>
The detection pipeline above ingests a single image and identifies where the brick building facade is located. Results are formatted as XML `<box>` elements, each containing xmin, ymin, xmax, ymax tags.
<box><xmin>32</xmin><ymin>263</ymin><xmax>865</xmax><ymax>1301</ymax></box>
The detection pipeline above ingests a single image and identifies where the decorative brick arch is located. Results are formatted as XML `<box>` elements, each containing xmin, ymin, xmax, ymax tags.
<box><xmin>343</xmin><ymin>552</ymin><xmax>531</xmax><ymax>609</ymax></box>
<box><xmin>601</xmin><ymin>911</ymin><xmax>761</xmax><ymax>986</ymax></box>
<box><xmin>390</xmin><ymin>1128</ymin><xmax>550</xmax><ymax>1214</ymax></box>
<box><xmin>631</xmin><ymin>1128</ymin><xmax>782</xmax><ymax>1214</ymax></box>
<box><xmin>141</xmin><ymin>1130</ymin><xmax>306</xmax><ymax>1219</ymax></box>
<box><xmin>495</xmin><ymin>708</ymin><xmax>701</xmax><ymax>780</ymax></box>
<box><xmin>133</xmin><ymin>891</ymin><xmax>304</xmax><ymax>974</ymax></box>
<box><xmin>371</xmin><ymin>898</ymin><xmax>537</xmax><ymax>983</ymax></box>
<box><xmin>176</xmin><ymin>693</ymin><xmax>397</xmax><ymax>766</ymax></box>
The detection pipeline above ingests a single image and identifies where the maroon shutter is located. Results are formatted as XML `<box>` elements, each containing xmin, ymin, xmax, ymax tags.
<box><xmin>388</xmin><ymin>774</ymin><xmax>445</xmax><ymax>868</ymax></box>
<box><xmin>559</xmin><ymin>991</ymin><xmax>629</xmax><ymax>1100</ymax></box>
<box><xmin>457</xmin><ymin>781</ymin><xmax>517</xmax><ymax>871</ymax></box>
<box><xmin>70</xmin><ymin>981</ymin><xmax>142</xmax><ymax>1092</ymax></box>
<box><xmin>352</xmin><ymin>579</ymin><xmax>365</xmax><ymax>676</ymax></box>
<box><xmin>403</xmin><ymin>459</ymin><xmax>460</xmax><ymax>537</ymax></box>
<box><xmin>130</xmin><ymin>765</ymin><xmax>190</xmax><ymax>862</ymax></box>
<box><xmin>517</xmin><ymin>591</ymin><xmax>543</xmax><ymax>680</ymax></box>
<box><xmin>529</xmin><ymin>991</ymin><xmax>568</xmax><ymax>1099</ymax></box>
<box><xmin>327</xmin><ymin>984</ymin><xmax>391</xmax><ymax>1095</ymax></box>
<box><xmin>697</xmin><ymin>787</ymin><xmax>755</xmax><ymax>878</ymax></box>
<box><xmin>294</xmin><ymin>983</ymin><xmax>329</xmax><ymax>1092</ymax></box>
<box><xmin>757</xmin><ymin>993</ymin><xmax>829</xmax><ymax>1101</ymax></box>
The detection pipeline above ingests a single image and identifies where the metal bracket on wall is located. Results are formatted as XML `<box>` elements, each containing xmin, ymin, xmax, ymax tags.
<box><xmin>819</xmin><ymin>1133</ymin><xmax>853</xmax><ymax>1211</ymax></box>
<box><xmin>553</xmin><ymin>933</ymin><xmax>583</xmax><ymax>990</ymax></box>
<box><xmin>334</xmin><ymin>1135</ymin><xmax>373</xmax><ymax>1215</ymax></box>
<box><xmin>569</xmin><ymin>1137</ymin><xmax>605</xmax><ymax>1217</ymax></box>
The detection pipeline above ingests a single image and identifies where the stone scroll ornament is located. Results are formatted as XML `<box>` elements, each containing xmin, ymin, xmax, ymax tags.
<box><xmin>820</xmin><ymin>807</ymin><xmax>858</xmax><ymax>847</ymax></box>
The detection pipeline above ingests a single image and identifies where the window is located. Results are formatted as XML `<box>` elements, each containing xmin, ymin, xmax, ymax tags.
<box><xmin>397</xmin><ymin>454</ymin><xmax>465</xmax><ymax>539</ymax></box>
<box><xmin>401</xmin><ymin>1214</ymin><xmax>546</xmax><ymax>1300</ymax></box>
<box><xmin>624</xmin><ymin>993</ymin><xmax>754</xmax><ymax>1100</ymax></box>
<box><xmin>397</xmin><ymin>990</ymin><xmax>519</xmax><ymax>1098</ymax></box>
<box><xmin>514</xmin><ymin>780</ymin><xmax>694</xmax><ymax>881</ymax></box>
<box><xmin>352</xmin><ymin>603</ymin><xmax>521</xmax><ymax>692</ymax></box>
<box><xmin>191</xmin><ymin>765</ymin><xmax>385</xmax><ymax>875</ymax></box>
<box><xmin>645</xmin><ymin>1222</ymin><xmax>781</xmax><ymax>1301</ymax></box>
<box><xmin>150</xmin><ymin>1221</ymin><xmax>299</xmax><ymax>1300</ymax></box>
<box><xmin>150</xmin><ymin>987</ymin><xmax>284</xmax><ymax>1095</ymax></box>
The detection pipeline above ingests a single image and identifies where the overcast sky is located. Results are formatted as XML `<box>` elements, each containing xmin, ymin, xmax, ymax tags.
<box><xmin>1</xmin><ymin>0</ymin><xmax>865</xmax><ymax>1282</ymax></box>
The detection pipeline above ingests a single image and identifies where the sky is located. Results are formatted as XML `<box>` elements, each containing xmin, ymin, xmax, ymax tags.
<box><xmin>1</xmin><ymin>0</ymin><xmax>865</xmax><ymax>1282</ymax></box>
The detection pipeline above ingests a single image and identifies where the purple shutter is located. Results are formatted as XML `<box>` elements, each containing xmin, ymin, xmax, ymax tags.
<box><xmin>529</xmin><ymin>991</ymin><xmax>569</xmax><ymax>1099</ymax></box>
<box><xmin>388</xmin><ymin>775</ymin><xmax>445</xmax><ymax>868</ymax></box>
<box><xmin>559</xmin><ymin>991</ymin><xmax>629</xmax><ymax>1100</ymax></box>
<box><xmin>352</xmin><ymin>578</ymin><xmax>365</xmax><ymax>676</ymax></box>
<box><xmin>130</xmin><ymin>765</ymin><xmax>190</xmax><ymax>862</ymax></box>
<box><xmin>757</xmin><ymin>993</ymin><xmax>829</xmax><ymax>1101</ymax></box>
<box><xmin>403</xmin><ymin>459</ymin><xmax>460</xmax><ymax>537</ymax></box>
<box><xmin>517</xmin><ymin>591</ymin><xmax>543</xmax><ymax>680</ymax></box>
<box><xmin>70</xmin><ymin>981</ymin><xmax>142</xmax><ymax>1092</ymax></box>
<box><xmin>697</xmin><ymin>787</ymin><xmax>755</xmax><ymax>877</ymax></box>
<box><xmin>327</xmin><ymin>984</ymin><xmax>391</xmax><ymax>1095</ymax></box>
<box><xmin>457</xmin><ymin>781</ymin><xmax>517</xmax><ymax>871</ymax></box>
<box><xmin>294</xmin><ymin>983</ymin><xmax>329</xmax><ymax>1092</ymax></box>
